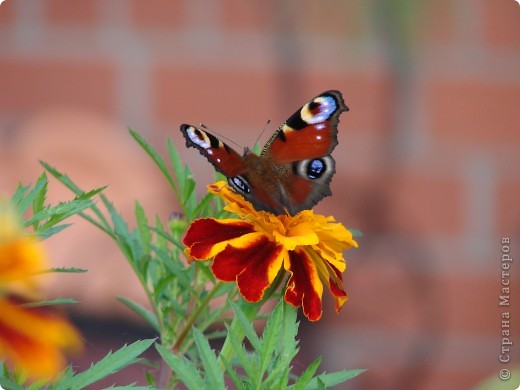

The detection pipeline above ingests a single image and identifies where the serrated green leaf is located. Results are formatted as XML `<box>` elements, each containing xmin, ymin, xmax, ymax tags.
<box><xmin>21</xmin><ymin>298</ymin><xmax>79</xmax><ymax>308</ymax></box>
<box><xmin>225</xmin><ymin>323</ymin><xmax>257</xmax><ymax>386</ymax></box>
<box><xmin>49</xmin><ymin>365</ymin><xmax>74</xmax><ymax>390</ymax></box>
<box><xmin>70</xmin><ymin>339</ymin><xmax>155</xmax><ymax>388</ymax></box>
<box><xmin>40</xmin><ymin>160</ymin><xmax>112</xmax><ymax>231</ymax></box>
<box><xmin>32</xmin><ymin>172</ymin><xmax>48</xmax><ymax>215</ymax></box>
<box><xmin>155</xmin><ymin>343</ymin><xmax>205</xmax><ymax>390</ymax></box>
<box><xmin>10</xmin><ymin>183</ymin><xmax>30</xmax><ymax>206</ymax></box>
<box><xmin>220</xmin><ymin>355</ymin><xmax>246</xmax><ymax>390</ymax></box>
<box><xmin>258</xmin><ymin>300</ymin><xmax>283</xmax><ymax>376</ymax></box>
<box><xmin>17</xmin><ymin>174</ymin><xmax>47</xmax><ymax>215</ymax></box>
<box><xmin>103</xmin><ymin>385</ymin><xmax>154</xmax><ymax>389</ymax></box>
<box><xmin>0</xmin><ymin>376</ymin><xmax>26</xmax><ymax>390</ymax></box>
<box><xmin>40</xmin><ymin>161</ymin><xmax>82</xmax><ymax>195</ymax></box>
<box><xmin>117</xmin><ymin>296</ymin><xmax>159</xmax><ymax>332</ymax></box>
<box><xmin>29</xmin><ymin>199</ymin><xmax>93</xmax><ymax>229</ymax></box>
<box><xmin>193</xmin><ymin>328</ymin><xmax>225</xmax><ymax>389</ymax></box>
<box><xmin>135</xmin><ymin>201</ymin><xmax>151</xmax><ymax>253</ymax></box>
<box><xmin>292</xmin><ymin>357</ymin><xmax>322</xmax><ymax>390</ymax></box>
<box><xmin>306</xmin><ymin>369</ymin><xmax>366</xmax><ymax>389</ymax></box>
<box><xmin>36</xmin><ymin>223</ymin><xmax>72</xmax><ymax>239</ymax></box>
<box><xmin>50</xmin><ymin>267</ymin><xmax>88</xmax><ymax>273</ymax></box>
<box><xmin>229</xmin><ymin>301</ymin><xmax>261</xmax><ymax>352</ymax></box>
<box><xmin>166</xmin><ymin>138</ymin><xmax>185</xmax><ymax>195</ymax></box>
<box><xmin>148</xmin><ymin>226</ymin><xmax>185</xmax><ymax>252</ymax></box>
<box><xmin>74</xmin><ymin>185</ymin><xmax>106</xmax><ymax>201</ymax></box>
<box><xmin>129</xmin><ymin>129</ymin><xmax>179</xmax><ymax>200</ymax></box>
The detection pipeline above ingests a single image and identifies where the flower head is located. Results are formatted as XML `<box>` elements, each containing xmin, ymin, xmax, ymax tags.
<box><xmin>0</xmin><ymin>201</ymin><xmax>82</xmax><ymax>381</ymax></box>
<box><xmin>183</xmin><ymin>182</ymin><xmax>358</xmax><ymax>321</ymax></box>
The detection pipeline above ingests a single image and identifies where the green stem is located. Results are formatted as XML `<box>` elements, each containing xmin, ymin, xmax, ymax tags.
<box><xmin>173</xmin><ymin>281</ymin><xmax>226</xmax><ymax>352</ymax></box>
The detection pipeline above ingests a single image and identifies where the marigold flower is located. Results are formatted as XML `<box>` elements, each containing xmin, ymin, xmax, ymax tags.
<box><xmin>0</xmin><ymin>206</ymin><xmax>46</xmax><ymax>294</ymax></box>
<box><xmin>183</xmin><ymin>182</ymin><xmax>358</xmax><ymax>321</ymax></box>
<box><xmin>0</xmin><ymin>296</ymin><xmax>82</xmax><ymax>381</ymax></box>
<box><xmin>0</xmin><ymin>201</ymin><xmax>82</xmax><ymax>381</ymax></box>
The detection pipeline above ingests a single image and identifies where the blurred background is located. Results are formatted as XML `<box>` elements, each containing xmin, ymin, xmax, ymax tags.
<box><xmin>1</xmin><ymin>0</ymin><xmax>519</xmax><ymax>389</ymax></box>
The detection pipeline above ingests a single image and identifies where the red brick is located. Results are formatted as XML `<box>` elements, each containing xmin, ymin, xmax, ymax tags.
<box><xmin>497</xmin><ymin>180</ymin><xmax>520</xmax><ymax>234</ymax></box>
<box><xmin>220</xmin><ymin>0</ymin><xmax>273</xmax><ymax>31</ymax></box>
<box><xmin>429</xmin><ymin>81</ymin><xmax>520</xmax><ymax>145</ymax></box>
<box><xmin>389</xmin><ymin>173</ymin><xmax>464</xmax><ymax>235</ymax></box>
<box><xmin>153</xmin><ymin>66</ymin><xmax>278</xmax><ymax>135</ymax></box>
<box><xmin>0</xmin><ymin>0</ymin><xmax>15</xmax><ymax>24</ymax></box>
<box><xmin>483</xmin><ymin>0</ymin><xmax>520</xmax><ymax>49</ymax></box>
<box><xmin>299</xmin><ymin>1</ymin><xmax>365</xmax><ymax>38</ymax></box>
<box><xmin>43</xmin><ymin>0</ymin><xmax>99</xmax><ymax>25</ymax></box>
<box><xmin>0</xmin><ymin>59</ymin><xmax>116</xmax><ymax>115</ymax></box>
<box><xmin>130</xmin><ymin>0</ymin><xmax>185</xmax><ymax>29</ymax></box>
<box><xmin>420</xmin><ymin>0</ymin><xmax>455</xmax><ymax>44</ymax></box>
<box><xmin>306</xmin><ymin>71</ymin><xmax>393</xmax><ymax>136</ymax></box>
<box><xmin>326</xmin><ymin>255</ymin><xmax>509</xmax><ymax>334</ymax></box>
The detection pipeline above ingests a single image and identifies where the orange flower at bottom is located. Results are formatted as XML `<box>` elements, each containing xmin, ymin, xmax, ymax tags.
<box><xmin>0</xmin><ymin>202</ymin><xmax>82</xmax><ymax>381</ymax></box>
<box><xmin>183</xmin><ymin>182</ymin><xmax>358</xmax><ymax>321</ymax></box>
<box><xmin>0</xmin><ymin>296</ymin><xmax>82</xmax><ymax>381</ymax></box>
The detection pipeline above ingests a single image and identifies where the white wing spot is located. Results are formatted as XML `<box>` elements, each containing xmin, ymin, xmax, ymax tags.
<box><xmin>187</xmin><ymin>127</ymin><xmax>211</xmax><ymax>149</ymax></box>
<box><xmin>301</xmin><ymin>96</ymin><xmax>337</xmax><ymax>125</ymax></box>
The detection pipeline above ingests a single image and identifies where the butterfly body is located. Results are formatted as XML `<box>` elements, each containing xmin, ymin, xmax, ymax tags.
<box><xmin>181</xmin><ymin>90</ymin><xmax>348</xmax><ymax>215</ymax></box>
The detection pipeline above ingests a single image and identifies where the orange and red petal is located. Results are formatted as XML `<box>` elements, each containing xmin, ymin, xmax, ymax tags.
<box><xmin>327</xmin><ymin>264</ymin><xmax>348</xmax><ymax>312</ymax></box>
<box><xmin>212</xmin><ymin>235</ymin><xmax>285</xmax><ymax>302</ymax></box>
<box><xmin>183</xmin><ymin>218</ymin><xmax>256</xmax><ymax>259</ymax></box>
<box><xmin>0</xmin><ymin>297</ymin><xmax>82</xmax><ymax>381</ymax></box>
<box><xmin>284</xmin><ymin>249</ymin><xmax>324</xmax><ymax>322</ymax></box>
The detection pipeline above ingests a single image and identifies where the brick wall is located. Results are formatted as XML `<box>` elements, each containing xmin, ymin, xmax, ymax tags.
<box><xmin>1</xmin><ymin>1</ymin><xmax>518</xmax><ymax>388</ymax></box>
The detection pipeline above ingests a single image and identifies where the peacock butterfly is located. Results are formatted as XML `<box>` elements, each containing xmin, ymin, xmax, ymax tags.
<box><xmin>180</xmin><ymin>90</ymin><xmax>348</xmax><ymax>215</ymax></box>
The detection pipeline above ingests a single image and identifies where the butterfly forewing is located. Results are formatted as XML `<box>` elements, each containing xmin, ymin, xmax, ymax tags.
<box><xmin>262</xmin><ymin>90</ymin><xmax>348</xmax><ymax>164</ymax></box>
<box><xmin>180</xmin><ymin>124</ymin><xmax>247</xmax><ymax>177</ymax></box>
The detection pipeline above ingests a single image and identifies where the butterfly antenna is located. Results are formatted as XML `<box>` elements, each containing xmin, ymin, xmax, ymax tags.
<box><xmin>200</xmin><ymin>123</ymin><xmax>243</xmax><ymax>150</ymax></box>
<box><xmin>253</xmin><ymin>119</ymin><xmax>271</xmax><ymax>150</ymax></box>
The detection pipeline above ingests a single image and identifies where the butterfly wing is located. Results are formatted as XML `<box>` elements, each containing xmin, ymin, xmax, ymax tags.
<box><xmin>260</xmin><ymin>90</ymin><xmax>349</xmax><ymax>214</ymax></box>
<box><xmin>180</xmin><ymin>124</ymin><xmax>246</xmax><ymax>177</ymax></box>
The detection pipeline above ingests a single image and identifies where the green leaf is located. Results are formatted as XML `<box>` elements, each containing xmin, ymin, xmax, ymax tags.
<box><xmin>156</xmin><ymin>343</ymin><xmax>205</xmax><ymax>390</ymax></box>
<box><xmin>193</xmin><ymin>328</ymin><xmax>225</xmax><ymax>389</ymax></box>
<box><xmin>49</xmin><ymin>267</ymin><xmax>88</xmax><ymax>273</ymax></box>
<box><xmin>306</xmin><ymin>369</ymin><xmax>366</xmax><ymax>389</ymax></box>
<box><xmin>229</xmin><ymin>301</ymin><xmax>261</xmax><ymax>352</ymax></box>
<box><xmin>292</xmin><ymin>357</ymin><xmax>322</xmax><ymax>390</ymax></box>
<box><xmin>349</xmin><ymin>228</ymin><xmax>363</xmax><ymax>237</ymax></box>
<box><xmin>10</xmin><ymin>183</ymin><xmax>30</xmax><ymax>206</ymax></box>
<box><xmin>0</xmin><ymin>377</ymin><xmax>26</xmax><ymax>390</ymax></box>
<box><xmin>258</xmin><ymin>300</ymin><xmax>284</xmax><ymax>376</ymax></box>
<box><xmin>220</xmin><ymin>355</ymin><xmax>246</xmax><ymax>390</ymax></box>
<box><xmin>17</xmin><ymin>173</ymin><xmax>48</xmax><ymax>215</ymax></box>
<box><xmin>74</xmin><ymin>185</ymin><xmax>107</xmax><ymax>201</ymax></box>
<box><xmin>40</xmin><ymin>161</ymin><xmax>83</xmax><ymax>195</ymax></box>
<box><xmin>117</xmin><ymin>296</ymin><xmax>159</xmax><ymax>333</ymax></box>
<box><xmin>40</xmin><ymin>160</ymin><xmax>112</xmax><ymax>231</ymax></box>
<box><xmin>225</xmin><ymin>323</ymin><xmax>257</xmax><ymax>386</ymax></box>
<box><xmin>129</xmin><ymin>129</ymin><xmax>179</xmax><ymax>200</ymax></box>
<box><xmin>32</xmin><ymin>172</ymin><xmax>48</xmax><ymax>215</ymax></box>
<box><xmin>69</xmin><ymin>339</ymin><xmax>155</xmax><ymax>389</ymax></box>
<box><xmin>135</xmin><ymin>201</ymin><xmax>151</xmax><ymax>253</ymax></box>
<box><xmin>21</xmin><ymin>298</ymin><xmax>79</xmax><ymax>308</ymax></box>
<box><xmin>166</xmin><ymin>138</ymin><xmax>185</xmax><ymax>195</ymax></box>
<box><xmin>36</xmin><ymin>223</ymin><xmax>72</xmax><ymax>239</ymax></box>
